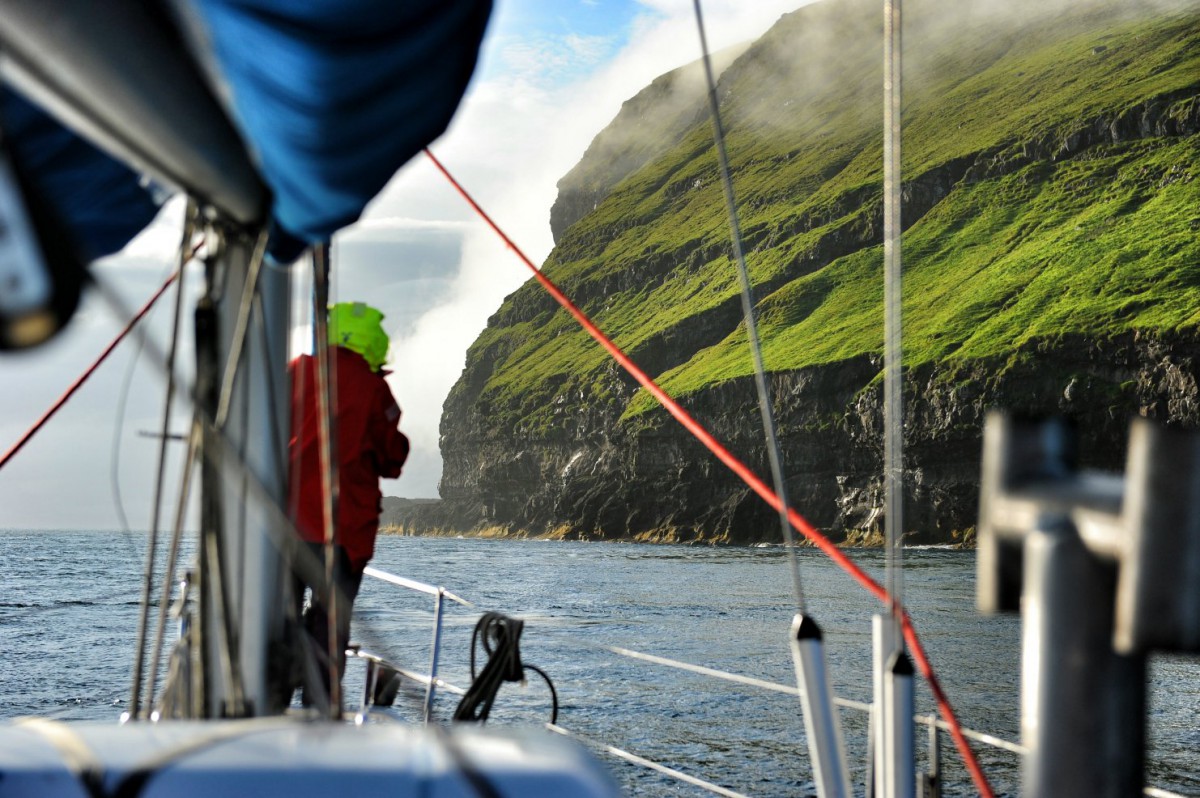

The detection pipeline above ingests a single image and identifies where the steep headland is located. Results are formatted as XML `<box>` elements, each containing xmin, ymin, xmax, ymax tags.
<box><xmin>395</xmin><ymin>0</ymin><xmax>1200</xmax><ymax>545</ymax></box>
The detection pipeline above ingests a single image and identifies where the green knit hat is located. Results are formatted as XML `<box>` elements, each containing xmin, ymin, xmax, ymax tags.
<box><xmin>328</xmin><ymin>302</ymin><xmax>389</xmax><ymax>371</ymax></box>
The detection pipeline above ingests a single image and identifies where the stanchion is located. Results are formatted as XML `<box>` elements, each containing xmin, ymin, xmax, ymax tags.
<box><xmin>790</xmin><ymin>614</ymin><xmax>851</xmax><ymax>798</ymax></box>
<box><xmin>883</xmin><ymin>649</ymin><xmax>915</xmax><ymax>798</ymax></box>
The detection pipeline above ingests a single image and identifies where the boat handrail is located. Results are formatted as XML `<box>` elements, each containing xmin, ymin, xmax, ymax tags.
<box><xmin>601</xmin><ymin>644</ymin><xmax>1026</xmax><ymax>756</ymax></box>
<box><xmin>355</xmin><ymin>566</ymin><xmax>1189</xmax><ymax>798</ymax></box>
<box><xmin>548</xmin><ymin>723</ymin><xmax>752</xmax><ymax>798</ymax></box>
<box><xmin>363</xmin><ymin>566</ymin><xmax>472</xmax><ymax>607</ymax></box>
<box><xmin>350</xmin><ymin>648</ymin><xmax>467</xmax><ymax>697</ymax></box>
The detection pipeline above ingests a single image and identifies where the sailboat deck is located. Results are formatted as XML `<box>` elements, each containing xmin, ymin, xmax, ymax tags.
<box><xmin>0</xmin><ymin>719</ymin><xmax>620</xmax><ymax>797</ymax></box>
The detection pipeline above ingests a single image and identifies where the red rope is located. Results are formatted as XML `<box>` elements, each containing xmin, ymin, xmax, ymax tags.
<box><xmin>0</xmin><ymin>270</ymin><xmax>180</xmax><ymax>472</ymax></box>
<box><xmin>424</xmin><ymin>147</ymin><xmax>995</xmax><ymax>798</ymax></box>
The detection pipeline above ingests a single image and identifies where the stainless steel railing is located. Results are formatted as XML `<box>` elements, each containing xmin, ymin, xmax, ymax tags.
<box><xmin>355</xmin><ymin>564</ymin><xmax>1189</xmax><ymax>798</ymax></box>
<box><xmin>357</xmin><ymin>567</ymin><xmax>471</xmax><ymax>723</ymax></box>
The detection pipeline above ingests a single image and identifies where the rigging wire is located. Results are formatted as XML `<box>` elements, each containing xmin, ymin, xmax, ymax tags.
<box><xmin>214</xmin><ymin>230</ymin><xmax>269</xmax><ymax>428</ymax></box>
<box><xmin>311</xmin><ymin>241</ymin><xmax>343</xmax><ymax>718</ymax></box>
<box><xmin>107</xmin><ymin>255</ymin><xmax>194</xmax><ymax>697</ymax></box>
<box><xmin>144</xmin><ymin>420</ymin><xmax>200</xmax><ymax>715</ymax></box>
<box><xmin>0</xmin><ymin>244</ymin><xmax>201</xmax><ymax>711</ymax></box>
<box><xmin>82</xmin><ymin>254</ymin><xmax>366</xmax><ymax>720</ymax></box>
<box><xmin>201</xmin><ymin>460</ymin><xmax>244</xmax><ymax>713</ymax></box>
<box><xmin>0</xmin><ymin>272</ymin><xmax>181</xmax><ymax>473</ymax></box>
<box><xmin>423</xmin><ymin>147</ymin><xmax>994</xmax><ymax>798</ymax></box>
<box><xmin>691</xmin><ymin>0</ymin><xmax>806</xmax><ymax>614</ymax></box>
<box><xmin>204</xmin><ymin>228</ymin><xmax>273</xmax><ymax>716</ymax></box>
<box><xmin>0</xmin><ymin>225</ymin><xmax>374</xmax><ymax>717</ymax></box>
<box><xmin>130</xmin><ymin>202</ymin><xmax>199</xmax><ymax>719</ymax></box>
<box><xmin>110</xmin><ymin>259</ymin><xmax>181</xmax><ymax>536</ymax></box>
<box><xmin>0</xmin><ymin>234</ymin><xmax>203</xmax><ymax>662</ymax></box>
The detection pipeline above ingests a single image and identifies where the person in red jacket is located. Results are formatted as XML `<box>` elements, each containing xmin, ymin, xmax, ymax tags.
<box><xmin>288</xmin><ymin>301</ymin><xmax>409</xmax><ymax>707</ymax></box>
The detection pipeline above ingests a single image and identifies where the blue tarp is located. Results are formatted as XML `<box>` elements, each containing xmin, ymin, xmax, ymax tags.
<box><xmin>191</xmin><ymin>0</ymin><xmax>492</xmax><ymax>256</ymax></box>
<box><xmin>2</xmin><ymin>92</ymin><xmax>163</xmax><ymax>262</ymax></box>
<box><xmin>3</xmin><ymin>0</ymin><xmax>492</xmax><ymax>263</ymax></box>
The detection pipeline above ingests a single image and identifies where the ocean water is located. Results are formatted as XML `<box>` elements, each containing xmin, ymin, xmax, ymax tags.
<box><xmin>1</xmin><ymin>530</ymin><xmax>1196</xmax><ymax>797</ymax></box>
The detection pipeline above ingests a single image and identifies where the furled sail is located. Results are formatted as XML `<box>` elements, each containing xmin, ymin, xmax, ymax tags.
<box><xmin>1</xmin><ymin>93</ymin><xmax>162</xmax><ymax>262</ymax></box>
<box><xmin>0</xmin><ymin>0</ymin><xmax>493</xmax><ymax>265</ymax></box>
<box><xmin>187</xmin><ymin>0</ymin><xmax>492</xmax><ymax>257</ymax></box>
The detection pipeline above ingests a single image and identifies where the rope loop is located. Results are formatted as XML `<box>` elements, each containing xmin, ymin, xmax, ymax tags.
<box><xmin>454</xmin><ymin>612</ymin><xmax>557</xmax><ymax>724</ymax></box>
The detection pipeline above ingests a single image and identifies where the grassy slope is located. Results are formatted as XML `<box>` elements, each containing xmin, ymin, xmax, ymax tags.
<box><xmin>461</xmin><ymin>0</ymin><xmax>1200</xmax><ymax>431</ymax></box>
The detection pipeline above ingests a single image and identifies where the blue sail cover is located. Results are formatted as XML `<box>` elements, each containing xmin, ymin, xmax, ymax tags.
<box><xmin>2</xmin><ymin>92</ymin><xmax>163</xmax><ymax>262</ymax></box>
<box><xmin>190</xmin><ymin>0</ymin><xmax>492</xmax><ymax>256</ymax></box>
<box><xmin>3</xmin><ymin>0</ymin><xmax>491</xmax><ymax>263</ymax></box>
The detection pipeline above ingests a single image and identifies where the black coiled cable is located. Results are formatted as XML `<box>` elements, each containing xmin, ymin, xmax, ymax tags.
<box><xmin>453</xmin><ymin>612</ymin><xmax>557</xmax><ymax>725</ymax></box>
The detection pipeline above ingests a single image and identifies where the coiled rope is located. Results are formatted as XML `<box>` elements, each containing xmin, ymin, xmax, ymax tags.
<box><xmin>423</xmin><ymin>147</ymin><xmax>994</xmax><ymax>798</ymax></box>
<box><xmin>454</xmin><ymin>611</ymin><xmax>558</xmax><ymax>725</ymax></box>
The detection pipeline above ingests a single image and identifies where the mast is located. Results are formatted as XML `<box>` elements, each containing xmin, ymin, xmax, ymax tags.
<box><xmin>195</xmin><ymin>229</ymin><xmax>293</xmax><ymax>717</ymax></box>
<box><xmin>0</xmin><ymin>0</ymin><xmax>294</xmax><ymax>717</ymax></box>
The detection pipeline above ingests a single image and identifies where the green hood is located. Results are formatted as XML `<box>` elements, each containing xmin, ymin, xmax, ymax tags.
<box><xmin>328</xmin><ymin>302</ymin><xmax>389</xmax><ymax>372</ymax></box>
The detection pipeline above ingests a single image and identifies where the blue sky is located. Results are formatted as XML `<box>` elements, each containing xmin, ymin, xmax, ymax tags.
<box><xmin>480</xmin><ymin>0</ymin><xmax>642</xmax><ymax>86</ymax></box>
<box><xmin>0</xmin><ymin>0</ymin><xmax>806</xmax><ymax>530</ymax></box>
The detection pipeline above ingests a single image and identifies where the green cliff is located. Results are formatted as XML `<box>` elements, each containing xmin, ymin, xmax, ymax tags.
<box><xmin>426</xmin><ymin>0</ymin><xmax>1200</xmax><ymax>544</ymax></box>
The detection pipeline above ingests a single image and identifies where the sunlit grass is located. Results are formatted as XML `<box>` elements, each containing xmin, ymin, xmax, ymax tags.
<box><xmin>456</xmin><ymin>0</ymin><xmax>1200</xmax><ymax>432</ymax></box>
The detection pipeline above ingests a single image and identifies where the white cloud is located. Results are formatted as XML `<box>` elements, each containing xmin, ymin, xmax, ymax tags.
<box><xmin>109</xmin><ymin>196</ymin><xmax>188</xmax><ymax>262</ymax></box>
<box><xmin>499</xmin><ymin>32</ymin><xmax>618</xmax><ymax>86</ymax></box>
<box><xmin>564</xmin><ymin>32</ymin><xmax>618</xmax><ymax>63</ymax></box>
<box><xmin>341</xmin><ymin>217</ymin><xmax>471</xmax><ymax>238</ymax></box>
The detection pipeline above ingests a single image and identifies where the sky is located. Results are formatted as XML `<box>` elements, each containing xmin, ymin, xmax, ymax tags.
<box><xmin>0</xmin><ymin>0</ymin><xmax>808</xmax><ymax>531</ymax></box>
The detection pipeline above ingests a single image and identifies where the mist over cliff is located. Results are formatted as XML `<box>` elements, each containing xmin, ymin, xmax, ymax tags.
<box><xmin>390</xmin><ymin>0</ymin><xmax>1200</xmax><ymax>544</ymax></box>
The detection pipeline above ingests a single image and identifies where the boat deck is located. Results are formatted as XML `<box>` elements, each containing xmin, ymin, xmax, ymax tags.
<box><xmin>0</xmin><ymin>718</ymin><xmax>620</xmax><ymax>797</ymax></box>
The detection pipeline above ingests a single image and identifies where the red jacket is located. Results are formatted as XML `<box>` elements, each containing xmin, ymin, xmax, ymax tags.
<box><xmin>288</xmin><ymin>347</ymin><xmax>410</xmax><ymax>569</ymax></box>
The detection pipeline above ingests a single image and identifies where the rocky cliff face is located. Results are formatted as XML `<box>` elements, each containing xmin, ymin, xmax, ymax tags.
<box><xmin>407</xmin><ymin>331</ymin><xmax>1200</xmax><ymax>544</ymax></box>
<box><xmin>398</xmin><ymin>0</ymin><xmax>1200</xmax><ymax>545</ymax></box>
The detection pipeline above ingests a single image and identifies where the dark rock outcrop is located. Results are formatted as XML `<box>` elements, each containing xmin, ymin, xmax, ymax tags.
<box><xmin>400</xmin><ymin>331</ymin><xmax>1200</xmax><ymax>544</ymax></box>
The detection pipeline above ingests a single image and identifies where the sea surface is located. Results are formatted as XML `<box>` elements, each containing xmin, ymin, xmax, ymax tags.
<box><xmin>1</xmin><ymin>530</ymin><xmax>1197</xmax><ymax>797</ymax></box>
